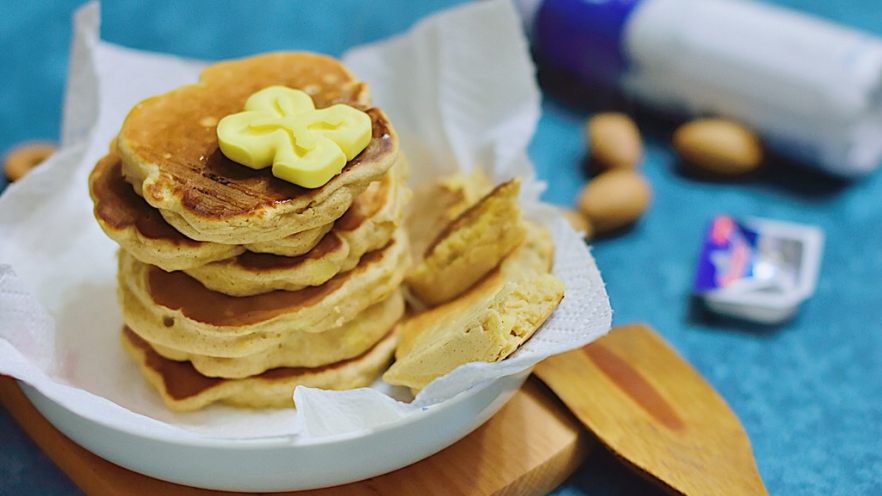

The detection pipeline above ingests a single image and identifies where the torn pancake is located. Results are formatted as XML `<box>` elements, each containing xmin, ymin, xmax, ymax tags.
<box><xmin>407</xmin><ymin>169</ymin><xmax>492</xmax><ymax>259</ymax></box>
<box><xmin>118</xmin><ymin>231</ymin><xmax>410</xmax><ymax>357</ymax></box>
<box><xmin>118</xmin><ymin>52</ymin><xmax>398</xmax><ymax>244</ymax></box>
<box><xmin>407</xmin><ymin>178</ymin><xmax>526</xmax><ymax>306</ymax></box>
<box><xmin>385</xmin><ymin>228</ymin><xmax>562</xmax><ymax>391</ymax></box>
<box><xmin>152</xmin><ymin>291</ymin><xmax>404</xmax><ymax>379</ymax></box>
<box><xmin>89</xmin><ymin>152</ymin><xmax>333</xmax><ymax>271</ymax></box>
<box><xmin>183</xmin><ymin>164</ymin><xmax>408</xmax><ymax>296</ymax></box>
<box><xmin>397</xmin><ymin>222</ymin><xmax>554</xmax><ymax>356</ymax></box>
<box><xmin>384</xmin><ymin>274</ymin><xmax>563</xmax><ymax>392</ymax></box>
<box><xmin>122</xmin><ymin>327</ymin><xmax>398</xmax><ymax>411</ymax></box>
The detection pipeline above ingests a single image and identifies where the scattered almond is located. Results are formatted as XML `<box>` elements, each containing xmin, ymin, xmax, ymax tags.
<box><xmin>673</xmin><ymin>119</ymin><xmax>763</xmax><ymax>176</ymax></box>
<box><xmin>4</xmin><ymin>142</ymin><xmax>56</xmax><ymax>182</ymax></box>
<box><xmin>586</xmin><ymin>112</ymin><xmax>642</xmax><ymax>170</ymax></box>
<box><xmin>560</xmin><ymin>209</ymin><xmax>593</xmax><ymax>240</ymax></box>
<box><xmin>578</xmin><ymin>169</ymin><xmax>651</xmax><ymax>234</ymax></box>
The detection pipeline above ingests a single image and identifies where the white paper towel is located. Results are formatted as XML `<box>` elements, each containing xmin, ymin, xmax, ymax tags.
<box><xmin>0</xmin><ymin>0</ymin><xmax>611</xmax><ymax>441</ymax></box>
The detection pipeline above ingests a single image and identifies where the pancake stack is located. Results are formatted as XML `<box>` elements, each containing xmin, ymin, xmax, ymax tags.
<box><xmin>88</xmin><ymin>53</ymin><xmax>410</xmax><ymax>411</ymax></box>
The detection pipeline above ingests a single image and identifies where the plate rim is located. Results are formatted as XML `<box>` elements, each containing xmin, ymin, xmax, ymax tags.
<box><xmin>19</xmin><ymin>371</ymin><xmax>525</xmax><ymax>449</ymax></box>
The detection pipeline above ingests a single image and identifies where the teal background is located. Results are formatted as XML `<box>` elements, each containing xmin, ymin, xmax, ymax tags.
<box><xmin>1</xmin><ymin>1</ymin><xmax>881</xmax><ymax>494</ymax></box>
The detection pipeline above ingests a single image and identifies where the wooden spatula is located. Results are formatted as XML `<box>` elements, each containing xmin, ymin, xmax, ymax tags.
<box><xmin>535</xmin><ymin>323</ymin><xmax>767</xmax><ymax>495</ymax></box>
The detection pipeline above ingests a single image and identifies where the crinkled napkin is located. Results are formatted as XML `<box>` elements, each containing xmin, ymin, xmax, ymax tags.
<box><xmin>0</xmin><ymin>0</ymin><xmax>610</xmax><ymax>440</ymax></box>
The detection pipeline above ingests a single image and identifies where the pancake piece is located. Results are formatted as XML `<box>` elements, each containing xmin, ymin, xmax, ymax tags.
<box><xmin>407</xmin><ymin>169</ymin><xmax>492</xmax><ymax>259</ymax></box>
<box><xmin>118</xmin><ymin>230</ymin><xmax>410</xmax><ymax>357</ymax></box>
<box><xmin>385</xmin><ymin>273</ymin><xmax>563</xmax><ymax>392</ymax></box>
<box><xmin>118</xmin><ymin>52</ymin><xmax>398</xmax><ymax>244</ymax></box>
<box><xmin>407</xmin><ymin>178</ymin><xmax>526</xmax><ymax>306</ymax></box>
<box><xmin>89</xmin><ymin>151</ymin><xmax>334</xmax><ymax>271</ymax></box>
<box><xmin>183</xmin><ymin>163</ymin><xmax>408</xmax><ymax>296</ymax></box>
<box><xmin>385</xmin><ymin>232</ymin><xmax>563</xmax><ymax>392</ymax></box>
<box><xmin>397</xmin><ymin>222</ymin><xmax>554</xmax><ymax>355</ymax></box>
<box><xmin>122</xmin><ymin>327</ymin><xmax>398</xmax><ymax>411</ymax></box>
<box><xmin>151</xmin><ymin>291</ymin><xmax>404</xmax><ymax>378</ymax></box>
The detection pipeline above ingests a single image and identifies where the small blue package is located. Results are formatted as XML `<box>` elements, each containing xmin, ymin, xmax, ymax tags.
<box><xmin>694</xmin><ymin>215</ymin><xmax>823</xmax><ymax>324</ymax></box>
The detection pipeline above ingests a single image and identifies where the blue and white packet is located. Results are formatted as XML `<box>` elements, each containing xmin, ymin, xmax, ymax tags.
<box><xmin>694</xmin><ymin>215</ymin><xmax>823</xmax><ymax>324</ymax></box>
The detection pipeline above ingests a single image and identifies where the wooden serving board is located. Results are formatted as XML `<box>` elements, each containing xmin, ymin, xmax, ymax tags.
<box><xmin>0</xmin><ymin>377</ymin><xmax>591</xmax><ymax>496</ymax></box>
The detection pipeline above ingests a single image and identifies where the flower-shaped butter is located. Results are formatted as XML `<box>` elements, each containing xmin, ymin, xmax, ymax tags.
<box><xmin>217</xmin><ymin>86</ymin><xmax>372</xmax><ymax>188</ymax></box>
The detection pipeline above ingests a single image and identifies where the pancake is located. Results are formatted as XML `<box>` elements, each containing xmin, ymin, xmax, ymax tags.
<box><xmin>385</xmin><ymin>226</ymin><xmax>562</xmax><ymax>391</ymax></box>
<box><xmin>117</xmin><ymin>52</ymin><xmax>398</xmax><ymax>245</ymax></box>
<box><xmin>89</xmin><ymin>152</ymin><xmax>333</xmax><ymax>271</ymax></box>
<box><xmin>407</xmin><ymin>169</ymin><xmax>492</xmax><ymax>260</ymax></box>
<box><xmin>407</xmin><ymin>178</ymin><xmax>526</xmax><ymax>306</ymax></box>
<box><xmin>245</xmin><ymin>153</ymin><xmax>408</xmax><ymax>256</ymax></box>
<box><xmin>151</xmin><ymin>291</ymin><xmax>404</xmax><ymax>379</ymax></box>
<box><xmin>399</xmin><ymin>222</ymin><xmax>554</xmax><ymax>354</ymax></box>
<box><xmin>118</xmin><ymin>230</ymin><xmax>410</xmax><ymax>357</ymax></box>
<box><xmin>122</xmin><ymin>326</ymin><xmax>398</xmax><ymax>411</ymax></box>
<box><xmin>90</xmin><ymin>150</ymin><xmax>405</xmax><ymax>272</ymax></box>
<box><xmin>183</xmin><ymin>162</ymin><xmax>408</xmax><ymax>296</ymax></box>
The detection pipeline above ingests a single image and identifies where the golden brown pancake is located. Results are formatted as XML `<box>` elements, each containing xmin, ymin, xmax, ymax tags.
<box><xmin>122</xmin><ymin>326</ymin><xmax>398</xmax><ymax>411</ymax></box>
<box><xmin>118</xmin><ymin>230</ymin><xmax>411</xmax><ymax>357</ymax></box>
<box><xmin>151</xmin><ymin>291</ymin><xmax>404</xmax><ymax>379</ymax></box>
<box><xmin>407</xmin><ymin>178</ymin><xmax>526</xmax><ymax>306</ymax></box>
<box><xmin>90</xmin><ymin>152</ymin><xmax>239</xmax><ymax>269</ymax></box>
<box><xmin>182</xmin><ymin>163</ymin><xmax>408</xmax><ymax>295</ymax></box>
<box><xmin>406</xmin><ymin>169</ymin><xmax>492</xmax><ymax>260</ymax></box>
<box><xmin>90</xmin><ymin>150</ymin><xmax>406</xmax><ymax>272</ymax></box>
<box><xmin>387</xmin><ymin>223</ymin><xmax>562</xmax><ymax>392</ymax></box>
<box><xmin>117</xmin><ymin>52</ymin><xmax>398</xmax><ymax>244</ymax></box>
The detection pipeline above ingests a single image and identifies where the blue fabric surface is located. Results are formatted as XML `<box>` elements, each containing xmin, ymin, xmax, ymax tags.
<box><xmin>2</xmin><ymin>1</ymin><xmax>881</xmax><ymax>494</ymax></box>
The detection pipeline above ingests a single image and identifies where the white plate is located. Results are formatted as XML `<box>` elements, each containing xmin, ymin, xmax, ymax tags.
<box><xmin>21</xmin><ymin>371</ymin><xmax>529</xmax><ymax>492</ymax></box>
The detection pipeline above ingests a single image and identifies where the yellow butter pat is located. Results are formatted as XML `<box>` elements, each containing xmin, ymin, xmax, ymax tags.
<box><xmin>217</xmin><ymin>86</ymin><xmax>372</xmax><ymax>188</ymax></box>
